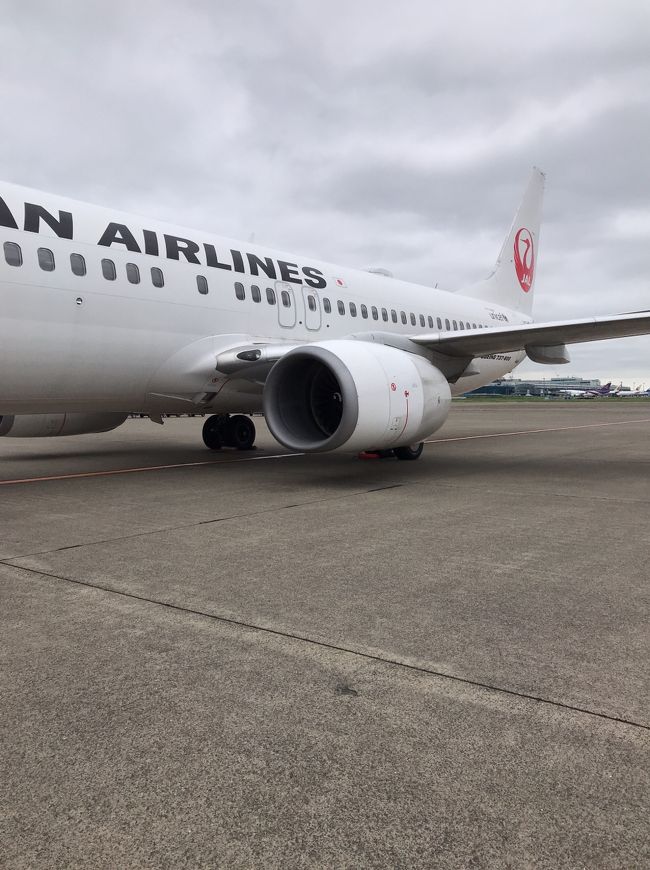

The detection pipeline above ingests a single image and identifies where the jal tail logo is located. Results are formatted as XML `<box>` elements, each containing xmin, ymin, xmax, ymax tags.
<box><xmin>514</xmin><ymin>228</ymin><xmax>534</xmax><ymax>292</ymax></box>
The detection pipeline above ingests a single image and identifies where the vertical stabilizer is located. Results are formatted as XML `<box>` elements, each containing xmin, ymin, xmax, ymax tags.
<box><xmin>465</xmin><ymin>168</ymin><xmax>545</xmax><ymax>316</ymax></box>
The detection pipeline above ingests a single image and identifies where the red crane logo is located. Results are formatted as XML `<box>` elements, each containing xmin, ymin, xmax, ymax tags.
<box><xmin>514</xmin><ymin>228</ymin><xmax>535</xmax><ymax>292</ymax></box>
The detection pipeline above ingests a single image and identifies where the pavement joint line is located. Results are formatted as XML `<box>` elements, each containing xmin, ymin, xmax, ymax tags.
<box><xmin>2</xmin><ymin>417</ymin><xmax>649</xmax><ymax>487</ymax></box>
<box><xmin>4</xmin><ymin>464</ymin><xmax>650</xmax><ymax>563</ymax></box>
<box><xmin>7</xmin><ymin>561</ymin><xmax>649</xmax><ymax>733</ymax></box>
<box><xmin>3</xmin><ymin>475</ymin><xmax>646</xmax><ymax>564</ymax></box>
<box><xmin>0</xmin><ymin>484</ymin><xmax>409</xmax><ymax>561</ymax></box>
<box><xmin>411</xmin><ymin>479</ymin><xmax>650</xmax><ymax>506</ymax></box>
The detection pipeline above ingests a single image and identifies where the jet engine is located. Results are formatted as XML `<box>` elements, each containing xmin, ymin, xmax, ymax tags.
<box><xmin>263</xmin><ymin>340</ymin><xmax>451</xmax><ymax>453</ymax></box>
<box><xmin>0</xmin><ymin>413</ymin><xmax>129</xmax><ymax>437</ymax></box>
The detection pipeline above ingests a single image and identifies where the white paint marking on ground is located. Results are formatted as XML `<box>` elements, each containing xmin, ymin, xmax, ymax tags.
<box><xmin>425</xmin><ymin>418</ymin><xmax>650</xmax><ymax>444</ymax></box>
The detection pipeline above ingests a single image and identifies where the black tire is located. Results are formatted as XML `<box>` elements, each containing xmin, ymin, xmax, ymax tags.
<box><xmin>394</xmin><ymin>442</ymin><xmax>424</xmax><ymax>461</ymax></box>
<box><xmin>225</xmin><ymin>414</ymin><xmax>256</xmax><ymax>450</ymax></box>
<box><xmin>202</xmin><ymin>414</ymin><xmax>226</xmax><ymax>450</ymax></box>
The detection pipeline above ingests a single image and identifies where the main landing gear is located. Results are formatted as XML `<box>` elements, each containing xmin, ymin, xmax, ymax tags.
<box><xmin>394</xmin><ymin>442</ymin><xmax>425</xmax><ymax>461</ymax></box>
<box><xmin>358</xmin><ymin>442</ymin><xmax>425</xmax><ymax>461</ymax></box>
<box><xmin>202</xmin><ymin>414</ymin><xmax>256</xmax><ymax>451</ymax></box>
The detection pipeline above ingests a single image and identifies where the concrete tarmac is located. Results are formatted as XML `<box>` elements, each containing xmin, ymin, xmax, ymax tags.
<box><xmin>1</xmin><ymin>402</ymin><xmax>649</xmax><ymax>868</ymax></box>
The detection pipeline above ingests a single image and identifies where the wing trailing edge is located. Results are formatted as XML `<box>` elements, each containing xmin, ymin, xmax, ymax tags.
<box><xmin>409</xmin><ymin>311</ymin><xmax>650</xmax><ymax>361</ymax></box>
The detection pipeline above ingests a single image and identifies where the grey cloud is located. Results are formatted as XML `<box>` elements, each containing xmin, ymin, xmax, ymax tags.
<box><xmin>0</xmin><ymin>0</ymin><xmax>649</xmax><ymax>380</ymax></box>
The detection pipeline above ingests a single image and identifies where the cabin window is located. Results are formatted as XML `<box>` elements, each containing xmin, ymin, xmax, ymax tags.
<box><xmin>266</xmin><ymin>287</ymin><xmax>276</xmax><ymax>305</ymax></box>
<box><xmin>445</xmin><ymin>318</ymin><xmax>450</xmax><ymax>330</ymax></box>
<box><xmin>437</xmin><ymin>317</ymin><xmax>442</xmax><ymax>329</ymax></box>
<box><xmin>360</xmin><ymin>304</ymin><xmax>368</xmax><ymax>319</ymax></box>
<box><xmin>452</xmin><ymin>320</ymin><xmax>458</xmax><ymax>330</ymax></box>
<box><xmin>197</xmin><ymin>274</ymin><xmax>209</xmax><ymax>295</ymax></box>
<box><xmin>459</xmin><ymin>322</ymin><xmax>465</xmax><ymax>330</ymax></box>
<box><xmin>70</xmin><ymin>253</ymin><xmax>86</xmax><ymax>276</ymax></box>
<box><xmin>418</xmin><ymin>314</ymin><xmax>425</xmax><ymax>327</ymax></box>
<box><xmin>126</xmin><ymin>263</ymin><xmax>140</xmax><ymax>284</ymax></box>
<box><xmin>337</xmin><ymin>300</ymin><xmax>345</xmax><ymax>315</ymax></box>
<box><xmin>410</xmin><ymin>313</ymin><xmax>416</xmax><ymax>326</ymax></box>
<box><xmin>307</xmin><ymin>294</ymin><xmax>317</xmax><ymax>311</ymax></box>
<box><xmin>391</xmin><ymin>309</ymin><xmax>397</xmax><ymax>323</ymax></box>
<box><xmin>101</xmin><ymin>258</ymin><xmax>116</xmax><ymax>280</ymax></box>
<box><xmin>323</xmin><ymin>297</ymin><xmax>331</xmax><ymax>313</ymax></box>
<box><xmin>3</xmin><ymin>241</ymin><xmax>22</xmax><ymax>266</ymax></box>
<box><xmin>427</xmin><ymin>316</ymin><xmax>434</xmax><ymax>329</ymax></box>
<box><xmin>472</xmin><ymin>323</ymin><xmax>477</xmax><ymax>329</ymax></box>
<box><xmin>234</xmin><ymin>281</ymin><xmax>245</xmax><ymax>300</ymax></box>
<box><xmin>281</xmin><ymin>290</ymin><xmax>291</xmax><ymax>307</ymax></box>
<box><xmin>400</xmin><ymin>311</ymin><xmax>407</xmax><ymax>324</ymax></box>
<box><xmin>381</xmin><ymin>308</ymin><xmax>388</xmax><ymax>322</ymax></box>
<box><xmin>349</xmin><ymin>302</ymin><xmax>357</xmax><ymax>317</ymax></box>
<box><xmin>151</xmin><ymin>267</ymin><xmax>164</xmax><ymax>288</ymax></box>
<box><xmin>39</xmin><ymin>248</ymin><xmax>56</xmax><ymax>272</ymax></box>
<box><xmin>251</xmin><ymin>284</ymin><xmax>261</xmax><ymax>303</ymax></box>
<box><xmin>371</xmin><ymin>306</ymin><xmax>378</xmax><ymax>320</ymax></box>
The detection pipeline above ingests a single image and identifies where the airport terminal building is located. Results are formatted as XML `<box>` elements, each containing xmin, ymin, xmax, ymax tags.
<box><xmin>467</xmin><ymin>377</ymin><xmax>604</xmax><ymax>397</ymax></box>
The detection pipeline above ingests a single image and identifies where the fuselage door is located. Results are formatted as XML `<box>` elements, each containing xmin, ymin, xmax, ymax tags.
<box><xmin>276</xmin><ymin>282</ymin><xmax>297</xmax><ymax>329</ymax></box>
<box><xmin>302</xmin><ymin>287</ymin><xmax>321</xmax><ymax>331</ymax></box>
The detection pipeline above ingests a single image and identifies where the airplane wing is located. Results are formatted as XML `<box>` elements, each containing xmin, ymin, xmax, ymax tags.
<box><xmin>211</xmin><ymin>311</ymin><xmax>650</xmax><ymax>380</ymax></box>
<box><xmin>409</xmin><ymin>312</ymin><xmax>650</xmax><ymax>360</ymax></box>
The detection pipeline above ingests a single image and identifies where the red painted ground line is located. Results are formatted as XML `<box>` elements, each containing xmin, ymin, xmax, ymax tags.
<box><xmin>0</xmin><ymin>451</ymin><xmax>302</xmax><ymax>486</ymax></box>
<box><xmin>1</xmin><ymin>418</ymin><xmax>649</xmax><ymax>486</ymax></box>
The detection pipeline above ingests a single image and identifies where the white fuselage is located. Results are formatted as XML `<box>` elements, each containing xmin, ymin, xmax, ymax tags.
<box><xmin>0</xmin><ymin>181</ymin><xmax>526</xmax><ymax>415</ymax></box>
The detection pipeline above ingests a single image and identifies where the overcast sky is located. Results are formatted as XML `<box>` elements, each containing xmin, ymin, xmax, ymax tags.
<box><xmin>1</xmin><ymin>0</ymin><xmax>649</xmax><ymax>383</ymax></box>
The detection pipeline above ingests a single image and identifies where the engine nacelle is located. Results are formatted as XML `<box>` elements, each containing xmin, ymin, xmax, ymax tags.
<box><xmin>263</xmin><ymin>340</ymin><xmax>451</xmax><ymax>453</ymax></box>
<box><xmin>0</xmin><ymin>413</ymin><xmax>128</xmax><ymax>438</ymax></box>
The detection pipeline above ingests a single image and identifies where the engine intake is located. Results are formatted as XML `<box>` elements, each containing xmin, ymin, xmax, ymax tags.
<box><xmin>263</xmin><ymin>340</ymin><xmax>451</xmax><ymax>453</ymax></box>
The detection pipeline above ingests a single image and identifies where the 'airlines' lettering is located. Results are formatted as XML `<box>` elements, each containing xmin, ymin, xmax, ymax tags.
<box><xmin>0</xmin><ymin>194</ymin><xmax>330</xmax><ymax>287</ymax></box>
<box><xmin>143</xmin><ymin>229</ymin><xmax>159</xmax><ymax>256</ymax></box>
<box><xmin>164</xmin><ymin>234</ymin><xmax>201</xmax><ymax>264</ymax></box>
<box><xmin>247</xmin><ymin>253</ymin><xmax>276</xmax><ymax>279</ymax></box>
<box><xmin>203</xmin><ymin>243</ymin><xmax>232</xmax><ymax>270</ymax></box>
<box><xmin>302</xmin><ymin>266</ymin><xmax>326</xmax><ymax>289</ymax></box>
<box><xmin>230</xmin><ymin>249</ymin><xmax>246</xmax><ymax>274</ymax></box>
<box><xmin>278</xmin><ymin>260</ymin><xmax>302</xmax><ymax>284</ymax></box>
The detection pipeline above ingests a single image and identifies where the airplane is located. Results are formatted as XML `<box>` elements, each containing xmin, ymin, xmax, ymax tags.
<box><xmin>611</xmin><ymin>384</ymin><xmax>650</xmax><ymax>397</ymax></box>
<box><xmin>559</xmin><ymin>382</ymin><xmax>614</xmax><ymax>398</ymax></box>
<box><xmin>1</xmin><ymin>168</ymin><xmax>650</xmax><ymax>461</ymax></box>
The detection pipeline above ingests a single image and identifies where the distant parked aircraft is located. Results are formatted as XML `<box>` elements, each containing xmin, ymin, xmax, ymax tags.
<box><xmin>559</xmin><ymin>382</ymin><xmax>614</xmax><ymax>398</ymax></box>
<box><xmin>612</xmin><ymin>384</ymin><xmax>650</xmax><ymax>397</ymax></box>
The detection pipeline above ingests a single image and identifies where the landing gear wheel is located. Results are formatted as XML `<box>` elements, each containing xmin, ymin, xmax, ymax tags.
<box><xmin>394</xmin><ymin>442</ymin><xmax>424</xmax><ymax>461</ymax></box>
<box><xmin>202</xmin><ymin>414</ymin><xmax>229</xmax><ymax>450</ymax></box>
<box><xmin>225</xmin><ymin>414</ymin><xmax>256</xmax><ymax>450</ymax></box>
<box><xmin>202</xmin><ymin>414</ymin><xmax>256</xmax><ymax>451</ymax></box>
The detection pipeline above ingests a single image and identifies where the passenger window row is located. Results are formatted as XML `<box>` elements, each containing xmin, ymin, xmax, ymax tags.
<box><xmin>2</xmin><ymin>238</ymin><xmax>486</xmax><ymax>328</ymax></box>
<box><xmin>3</xmin><ymin>240</ymin><xmax>169</xmax><ymax>289</ymax></box>
<box><xmin>233</xmin><ymin>280</ymin><xmax>485</xmax><ymax>330</ymax></box>
<box><xmin>235</xmin><ymin>281</ymin><xmax>279</xmax><ymax>305</ymax></box>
